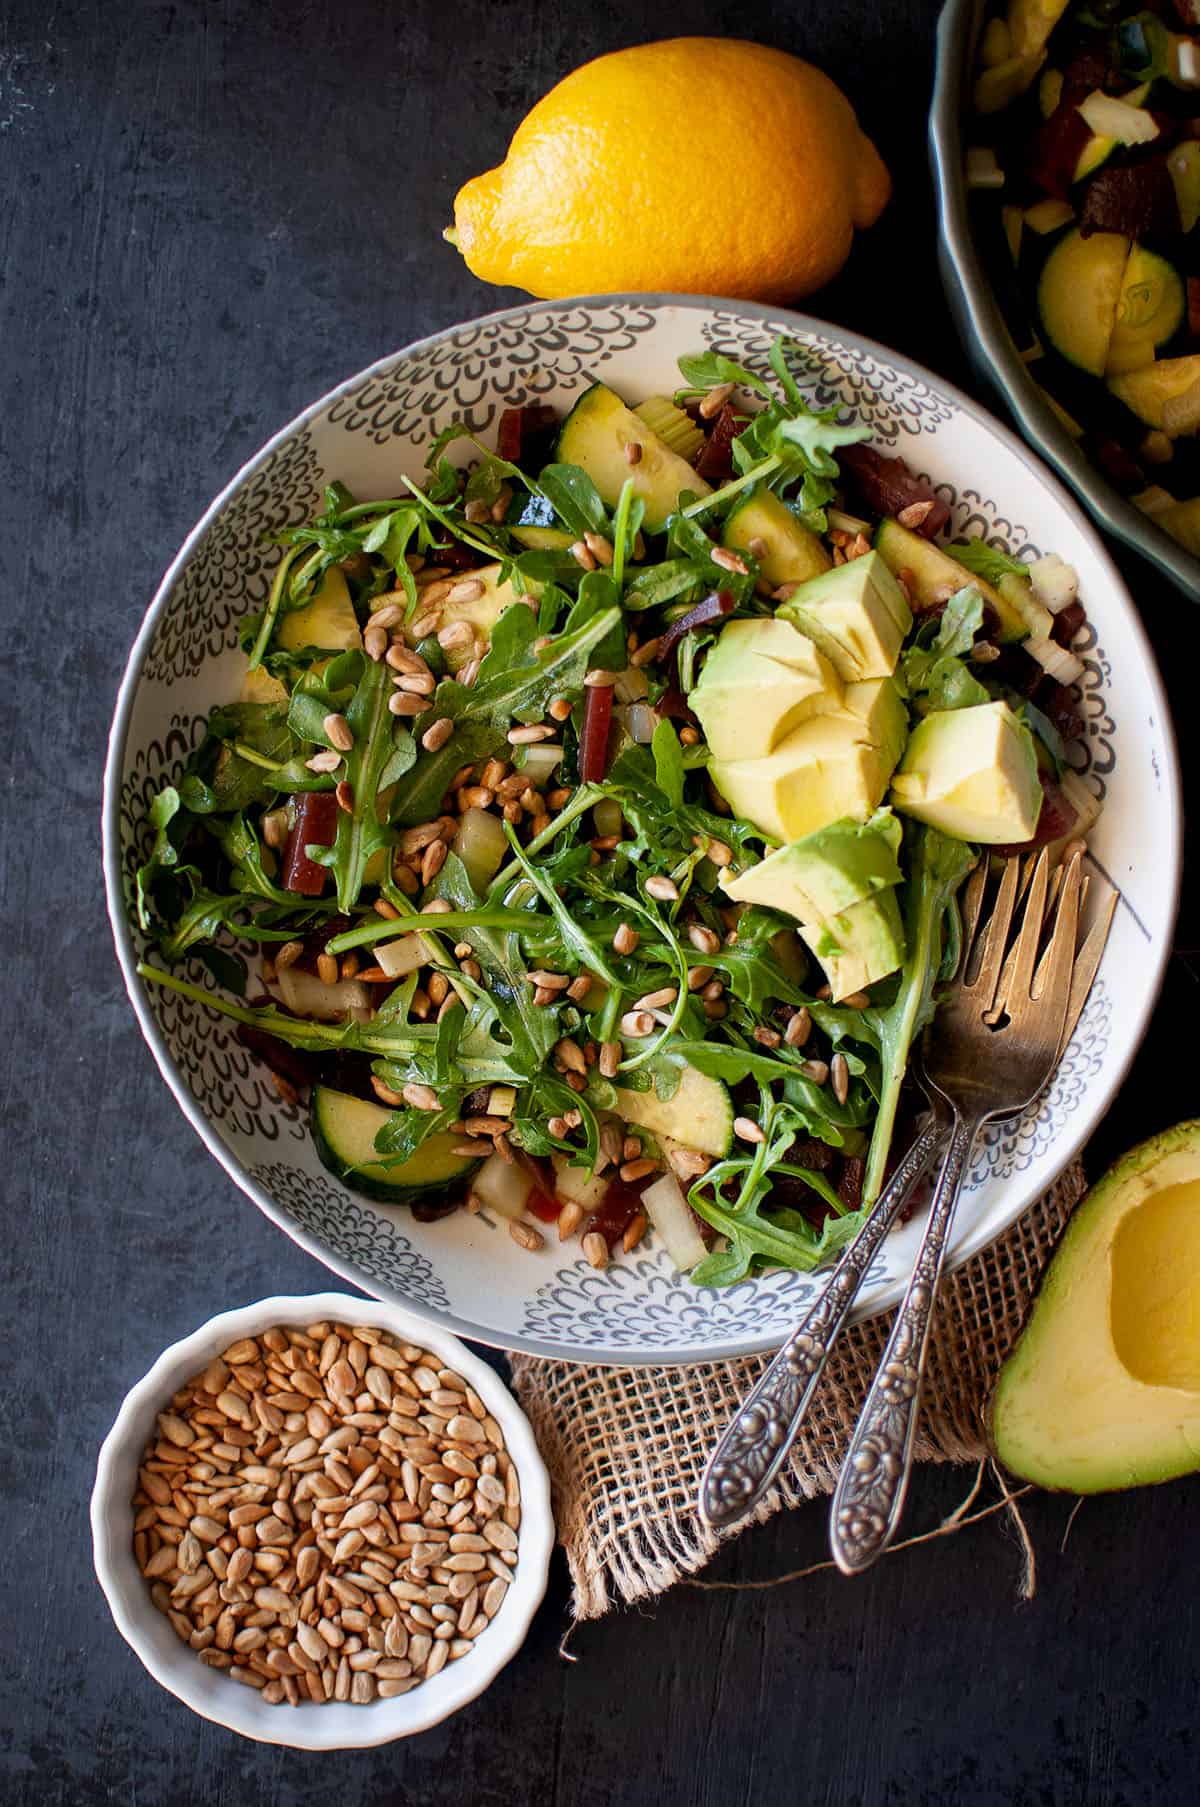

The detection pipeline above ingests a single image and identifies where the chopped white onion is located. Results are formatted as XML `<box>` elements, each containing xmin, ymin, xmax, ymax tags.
<box><xmin>374</xmin><ymin>934</ymin><xmax>433</xmax><ymax>979</ymax></box>
<box><xmin>966</xmin><ymin>146</ymin><xmax>1005</xmax><ymax>190</ymax></box>
<box><xmin>1077</xmin><ymin>90</ymin><xmax>1159</xmax><ymax>143</ymax></box>
<box><xmin>1028</xmin><ymin>553</ymin><xmax>1079</xmax><ymax>614</ymax></box>
<box><xmin>1025</xmin><ymin>636</ymin><xmax>1085</xmax><ymax>685</ymax></box>
<box><xmin>472</xmin><ymin>1152</ymin><xmax>534</xmax><ymax>1220</ymax></box>
<box><xmin>1173</xmin><ymin>38</ymin><xmax>1200</xmax><ymax>87</ymax></box>
<box><xmin>453</xmin><ymin>806</ymin><xmax>509</xmax><ymax>889</ymax></box>
<box><xmin>275</xmin><ymin>966</ymin><xmax>372</xmax><ymax>1022</ymax></box>
<box><xmin>614</xmin><ymin>665</ymin><xmax>650</xmax><ymax>704</ymax></box>
<box><xmin>551</xmin><ymin>1152</ymin><xmax>610</xmax><ymax>1214</ymax></box>
<box><xmin>516</xmin><ymin>743</ymin><xmax>563</xmax><ymax>787</ymax></box>
<box><xmin>623</xmin><ymin>702</ymin><xmax>660</xmax><ymax>744</ymax></box>
<box><xmin>641</xmin><ymin>1171</ymin><xmax>707</xmax><ymax>1273</ymax></box>
<box><xmin>593</xmin><ymin>797</ymin><xmax>624</xmax><ymax>838</ymax></box>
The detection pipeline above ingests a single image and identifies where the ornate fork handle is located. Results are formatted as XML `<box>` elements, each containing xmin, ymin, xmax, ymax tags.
<box><xmin>698</xmin><ymin>1115</ymin><xmax>949</xmax><ymax>1532</ymax></box>
<box><xmin>829</xmin><ymin>1110</ymin><xmax>979</xmax><ymax>1575</ymax></box>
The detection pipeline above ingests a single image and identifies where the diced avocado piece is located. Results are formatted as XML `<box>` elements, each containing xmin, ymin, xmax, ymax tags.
<box><xmin>843</xmin><ymin>678</ymin><xmax>909</xmax><ymax>774</ymax></box>
<box><xmin>1037</xmin><ymin>66</ymin><xmax>1063</xmax><ymax>118</ymax></box>
<box><xmin>776</xmin><ymin>552</ymin><xmax>912</xmax><ymax>682</ymax></box>
<box><xmin>990</xmin><ymin>1122</ymin><xmax>1200</xmax><ymax>1493</ymax></box>
<box><xmin>974</xmin><ymin>49</ymin><xmax>1046</xmax><ymax>114</ymax></box>
<box><xmin>555</xmin><ymin>381</ymin><xmax>710</xmax><ymax>531</ymax></box>
<box><xmin>722</xmin><ymin>485</ymin><xmax>832</xmax><ymax>587</ymax></box>
<box><xmin>874</xmin><ymin>517</ymin><xmax>1028</xmax><ymax>643</ymax></box>
<box><xmin>240</xmin><ymin>663</ymin><xmax>289</xmax><ymax>705</ymax></box>
<box><xmin>400</xmin><ymin>562</ymin><xmax>527</xmax><ymax>669</ymax></box>
<box><xmin>891</xmin><ymin>700</ymin><xmax>1041</xmax><ymax>843</ymax></box>
<box><xmin>633</xmin><ymin>395</ymin><xmax>705</xmax><ymax>462</ymax></box>
<box><xmin>799</xmin><ymin>888</ymin><xmax>906</xmax><ymax>1001</ymax></box>
<box><xmin>1108</xmin><ymin>354</ymin><xmax>1200</xmax><ymax>431</ymax></box>
<box><xmin>312</xmin><ymin>1089</ymin><xmax>479</xmax><ymax>1204</ymax></box>
<box><xmin>1169</xmin><ymin>140</ymin><xmax>1200</xmax><ymax>234</ymax></box>
<box><xmin>1007</xmin><ymin>0</ymin><xmax>1070</xmax><ymax>60</ymax></box>
<box><xmin>612</xmin><ymin>1067</ymin><xmax>733</xmax><ymax>1158</ymax></box>
<box><xmin>1105</xmin><ymin>245</ymin><xmax>1185</xmax><ymax>375</ymax></box>
<box><xmin>1037</xmin><ymin>229</ymin><xmax>1130</xmax><ymax>377</ymax></box>
<box><xmin>278</xmin><ymin>566</ymin><xmax>363</xmax><ymax>654</ymax></box>
<box><xmin>690</xmin><ymin>617</ymin><xmax>844</xmax><ymax>760</ymax></box>
<box><xmin>711</xmin><ymin>708</ymin><xmax>903</xmax><ymax>844</ymax></box>
<box><xmin>721</xmin><ymin>808</ymin><xmax>903</xmax><ymax>925</ymax></box>
<box><xmin>1158</xmin><ymin>495</ymin><xmax>1200</xmax><ymax>554</ymax></box>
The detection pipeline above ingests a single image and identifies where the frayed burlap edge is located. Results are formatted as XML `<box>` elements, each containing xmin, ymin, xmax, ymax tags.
<box><xmin>510</xmin><ymin>1162</ymin><xmax>1085</xmax><ymax>1620</ymax></box>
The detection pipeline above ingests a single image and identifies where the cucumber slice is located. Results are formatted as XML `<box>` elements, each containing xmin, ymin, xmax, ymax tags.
<box><xmin>633</xmin><ymin>396</ymin><xmax>705</xmax><ymax>462</ymax></box>
<box><xmin>874</xmin><ymin>517</ymin><xmax>1028</xmax><ymax>643</ymax></box>
<box><xmin>1037</xmin><ymin>228</ymin><xmax>1130</xmax><ymax>376</ymax></box>
<box><xmin>613</xmin><ymin>1067</ymin><xmax>733</xmax><ymax>1158</ymax></box>
<box><xmin>722</xmin><ymin>484</ymin><xmax>832</xmax><ymax>587</ymax></box>
<box><xmin>312</xmin><ymin>1088</ymin><xmax>479</xmax><ymax>1204</ymax></box>
<box><xmin>278</xmin><ymin>566</ymin><xmax>363</xmax><ymax>654</ymax></box>
<box><xmin>555</xmin><ymin>382</ymin><xmax>710</xmax><ymax>531</ymax></box>
<box><xmin>1073</xmin><ymin>82</ymin><xmax>1152</xmax><ymax>183</ymax></box>
<box><xmin>1104</xmin><ymin>245</ymin><xmax>1185</xmax><ymax>376</ymax></box>
<box><xmin>509</xmin><ymin>524</ymin><xmax>574</xmax><ymax>551</ymax></box>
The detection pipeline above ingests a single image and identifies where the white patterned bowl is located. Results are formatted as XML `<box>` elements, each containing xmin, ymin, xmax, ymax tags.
<box><xmin>90</xmin><ymin>1293</ymin><xmax>553</xmax><ymax>1748</ymax></box>
<box><xmin>103</xmin><ymin>296</ymin><xmax>1181</xmax><ymax>1365</ymax></box>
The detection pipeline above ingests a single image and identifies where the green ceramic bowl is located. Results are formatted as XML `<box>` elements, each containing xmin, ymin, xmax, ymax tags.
<box><xmin>930</xmin><ymin>0</ymin><xmax>1200</xmax><ymax>597</ymax></box>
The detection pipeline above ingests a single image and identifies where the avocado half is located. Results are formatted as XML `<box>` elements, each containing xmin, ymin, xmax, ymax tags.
<box><xmin>991</xmin><ymin>1121</ymin><xmax>1200</xmax><ymax>1493</ymax></box>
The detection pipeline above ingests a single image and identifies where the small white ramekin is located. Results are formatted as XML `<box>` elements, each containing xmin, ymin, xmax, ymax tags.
<box><xmin>91</xmin><ymin>1293</ymin><xmax>554</xmax><ymax>1749</ymax></box>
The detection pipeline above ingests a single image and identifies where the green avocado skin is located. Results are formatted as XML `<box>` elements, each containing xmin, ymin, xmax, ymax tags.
<box><xmin>989</xmin><ymin>1119</ymin><xmax>1200</xmax><ymax>1494</ymax></box>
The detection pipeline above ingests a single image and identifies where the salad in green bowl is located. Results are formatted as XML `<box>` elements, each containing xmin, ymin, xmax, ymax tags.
<box><xmin>134</xmin><ymin>341</ymin><xmax>1097</xmax><ymax>1288</ymax></box>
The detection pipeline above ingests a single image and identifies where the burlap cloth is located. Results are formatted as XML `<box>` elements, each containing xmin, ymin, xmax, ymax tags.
<box><xmin>510</xmin><ymin>1161</ymin><xmax>1086</xmax><ymax>1619</ymax></box>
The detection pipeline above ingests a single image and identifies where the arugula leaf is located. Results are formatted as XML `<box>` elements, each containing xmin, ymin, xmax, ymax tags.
<box><xmin>500</xmin><ymin>828</ymin><xmax>621</xmax><ymax>985</ymax></box>
<box><xmin>307</xmin><ymin>654</ymin><xmax>401</xmax><ymax>912</ymax></box>
<box><xmin>537</xmin><ymin>464</ymin><xmax>610</xmax><ymax>538</ymax></box>
<box><xmin>675</xmin><ymin>350</ymin><xmax>773</xmax><ymax>400</ymax></box>
<box><xmin>135</xmin><ymin>787</ymin><xmax>187</xmax><ymax>928</ymax></box>
<box><xmin>651</xmin><ymin>719</ymin><xmax>684</xmax><ymax>809</ymax></box>
<box><xmin>948</xmin><ymin>538</ymin><xmax>1030</xmax><ymax>585</ymax></box>
<box><xmin>860</xmin><ymin>827</ymin><xmax>976</xmax><ymax>1204</ymax></box>
<box><xmin>371</xmin><ymin>1103</ymin><xmax>464</xmax><ymax>1167</ymax></box>
<box><xmin>902</xmin><ymin>587</ymin><xmax>989</xmax><ymax>712</ymax></box>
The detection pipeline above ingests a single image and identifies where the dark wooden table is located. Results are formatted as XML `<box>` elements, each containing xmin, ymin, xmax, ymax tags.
<box><xmin>4</xmin><ymin>2</ymin><xmax>1198</xmax><ymax>1801</ymax></box>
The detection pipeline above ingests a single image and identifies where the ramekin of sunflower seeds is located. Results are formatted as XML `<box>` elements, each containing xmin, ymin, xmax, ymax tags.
<box><xmin>91</xmin><ymin>1294</ymin><xmax>553</xmax><ymax>1748</ymax></box>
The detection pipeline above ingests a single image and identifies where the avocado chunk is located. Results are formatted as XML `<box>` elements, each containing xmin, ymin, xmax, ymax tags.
<box><xmin>991</xmin><ymin>1121</ymin><xmax>1200</xmax><ymax>1492</ymax></box>
<box><xmin>722</xmin><ymin>484</ymin><xmax>832</xmax><ymax>587</ymax></box>
<box><xmin>721</xmin><ymin>809</ymin><xmax>903</xmax><ymax>924</ymax></box>
<box><xmin>844</xmin><ymin>677</ymin><xmax>909</xmax><ymax>774</ymax></box>
<box><xmin>711</xmin><ymin>702</ymin><xmax>904</xmax><ymax>844</ymax></box>
<box><xmin>555</xmin><ymin>381</ymin><xmax>710</xmax><ymax>530</ymax></box>
<box><xmin>891</xmin><ymin>701</ymin><xmax>1041</xmax><ymax>844</ymax></box>
<box><xmin>277</xmin><ymin>566</ymin><xmax>363</xmax><ymax>655</ymax></box>
<box><xmin>400</xmin><ymin>562</ymin><xmax>526</xmax><ymax>669</ymax></box>
<box><xmin>690</xmin><ymin>617</ymin><xmax>843</xmax><ymax>760</ymax></box>
<box><xmin>799</xmin><ymin>887</ymin><xmax>906</xmax><ymax>1000</ymax></box>
<box><xmin>777</xmin><ymin>552</ymin><xmax>912</xmax><ymax>682</ymax></box>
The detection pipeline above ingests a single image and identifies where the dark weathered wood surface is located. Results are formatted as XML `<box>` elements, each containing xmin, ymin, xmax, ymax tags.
<box><xmin>3</xmin><ymin>1</ymin><xmax>1198</xmax><ymax>1800</ymax></box>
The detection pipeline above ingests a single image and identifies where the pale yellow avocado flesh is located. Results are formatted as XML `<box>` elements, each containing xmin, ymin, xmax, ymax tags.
<box><xmin>400</xmin><ymin>562</ymin><xmax>524</xmax><ymax>670</ymax></box>
<box><xmin>778</xmin><ymin>551</ymin><xmax>912</xmax><ymax>682</ymax></box>
<box><xmin>991</xmin><ymin>1124</ymin><xmax>1200</xmax><ymax>1491</ymax></box>
<box><xmin>711</xmin><ymin>709</ymin><xmax>900</xmax><ymax>844</ymax></box>
<box><xmin>242</xmin><ymin>566</ymin><xmax>362</xmax><ymax>703</ymax></box>
<box><xmin>721</xmin><ymin>809</ymin><xmax>903</xmax><ymax>925</ymax></box>
<box><xmin>689</xmin><ymin>618</ymin><xmax>843</xmax><ymax>760</ymax></box>
<box><xmin>891</xmin><ymin>701</ymin><xmax>1041</xmax><ymax>843</ymax></box>
<box><xmin>799</xmin><ymin>889</ymin><xmax>906</xmax><ymax>999</ymax></box>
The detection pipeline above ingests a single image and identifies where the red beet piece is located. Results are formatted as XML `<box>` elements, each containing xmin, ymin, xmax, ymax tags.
<box><xmin>281</xmin><ymin>791</ymin><xmax>340</xmax><ymax>896</ymax></box>
<box><xmin>1031</xmin><ymin>101</ymin><xmax>1096</xmax><ymax>200</ymax></box>
<box><xmin>496</xmin><ymin>403</ymin><xmax>557</xmax><ymax>464</ymax></box>
<box><xmin>995</xmin><ymin>773</ymin><xmax>1079</xmax><ymax>856</ymax></box>
<box><xmin>236</xmin><ymin>1023</ymin><xmax>324</xmax><ymax>1092</ymax></box>
<box><xmin>837</xmin><ymin>1157</ymin><xmax>866</xmax><ymax>1212</ymax></box>
<box><xmin>1189</xmin><ymin>277</ymin><xmax>1200</xmax><ymax>339</ymax></box>
<box><xmin>1051</xmin><ymin>600</ymin><xmax>1087</xmax><ymax>647</ymax></box>
<box><xmin>527</xmin><ymin>1187</ymin><xmax>563</xmax><ymax>1224</ymax></box>
<box><xmin>1044</xmin><ymin>682</ymin><xmax>1086</xmax><ymax>743</ymax></box>
<box><xmin>585</xmin><ymin>1180</ymin><xmax>645</xmax><ymax>1249</ymax></box>
<box><xmin>1079</xmin><ymin>160</ymin><xmax>1181</xmax><ymax>241</ymax></box>
<box><xmin>656</xmin><ymin>589</ymin><xmax>736</xmax><ymax>662</ymax></box>
<box><xmin>693</xmin><ymin>404</ymin><xmax>751</xmax><ymax>486</ymax></box>
<box><xmin>839</xmin><ymin>444</ymin><xmax>951</xmax><ymax>537</ymax></box>
<box><xmin>579</xmin><ymin>679</ymin><xmax>615</xmax><ymax>783</ymax></box>
<box><xmin>1085</xmin><ymin>432</ymin><xmax>1146</xmax><ymax>495</ymax></box>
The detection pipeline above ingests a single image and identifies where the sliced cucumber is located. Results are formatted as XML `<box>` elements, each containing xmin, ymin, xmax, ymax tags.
<box><xmin>509</xmin><ymin>524</ymin><xmax>574</xmax><ymax>551</ymax></box>
<box><xmin>722</xmin><ymin>484</ymin><xmax>832</xmax><ymax>587</ymax></box>
<box><xmin>1105</xmin><ymin>245</ymin><xmax>1186</xmax><ymax>376</ymax></box>
<box><xmin>613</xmin><ymin>1067</ymin><xmax>733</xmax><ymax>1158</ymax></box>
<box><xmin>399</xmin><ymin>561</ymin><xmax>528</xmax><ymax>668</ymax></box>
<box><xmin>1037</xmin><ymin>228</ymin><xmax>1130</xmax><ymax>377</ymax></box>
<box><xmin>874</xmin><ymin>517</ymin><xmax>1028</xmax><ymax>642</ymax></box>
<box><xmin>633</xmin><ymin>395</ymin><xmax>705</xmax><ymax>462</ymax></box>
<box><xmin>278</xmin><ymin>566</ymin><xmax>363</xmax><ymax>654</ymax></box>
<box><xmin>312</xmin><ymin>1088</ymin><xmax>479</xmax><ymax>1204</ymax></box>
<box><xmin>555</xmin><ymin>382</ymin><xmax>710</xmax><ymax>531</ymax></box>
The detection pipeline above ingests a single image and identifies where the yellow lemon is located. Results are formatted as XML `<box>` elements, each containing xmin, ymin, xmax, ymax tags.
<box><xmin>450</xmin><ymin>38</ymin><xmax>890</xmax><ymax>303</ymax></box>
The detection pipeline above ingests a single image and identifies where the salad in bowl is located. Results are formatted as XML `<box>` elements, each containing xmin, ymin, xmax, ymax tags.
<box><xmin>131</xmin><ymin>337</ymin><xmax>1102</xmax><ymax>1293</ymax></box>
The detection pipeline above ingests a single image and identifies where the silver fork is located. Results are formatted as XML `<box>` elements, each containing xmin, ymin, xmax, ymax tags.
<box><xmin>828</xmin><ymin>847</ymin><xmax>1084</xmax><ymax>1575</ymax></box>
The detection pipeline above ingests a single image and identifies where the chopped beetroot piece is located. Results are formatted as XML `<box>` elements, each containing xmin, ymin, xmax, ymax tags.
<box><xmin>837</xmin><ymin>1157</ymin><xmax>866</xmax><ymax>1212</ymax></box>
<box><xmin>433</xmin><ymin>539</ymin><xmax>483</xmax><ymax>572</ymax></box>
<box><xmin>786</xmin><ymin>1136</ymin><xmax>836</xmax><ymax>1172</ymax></box>
<box><xmin>527</xmin><ymin>1188</ymin><xmax>563</xmax><ymax>1224</ymax></box>
<box><xmin>1085</xmin><ymin>432</ymin><xmax>1146</xmax><ymax>495</ymax></box>
<box><xmin>1061</xmin><ymin>44</ymin><xmax>1113</xmax><ymax>99</ymax></box>
<box><xmin>585</xmin><ymin>1180</ymin><xmax>644</xmax><ymax>1249</ymax></box>
<box><xmin>411</xmin><ymin>1197</ymin><xmax>461</xmax><ymax>1223</ymax></box>
<box><xmin>1189</xmin><ymin>278</ymin><xmax>1200</xmax><ymax>339</ymax></box>
<box><xmin>579</xmin><ymin>679</ymin><xmax>614</xmax><ymax>783</ymax></box>
<box><xmin>496</xmin><ymin>403</ymin><xmax>558</xmax><ymax>464</ymax></box>
<box><xmin>656</xmin><ymin>686</ymin><xmax>697</xmax><ymax>721</ymax></box>
<box><xmin>839</xmin><ymin>444</ymin><xmax>951</xmax><ymax>537</ymax></box>
<box><xmin>281</xmin><ymin>791</ymin><xmax>340</xmax><ymax>896</ymax></box>
<box><xmin>995</xmin><ymin>773</ymin><xmax>1079</xmax><ymax>856</ymax></box>
<box><xmin>1051</xmin><ymin>600</ymin><xmax>1087</xmax><ymax>647</ymax></box>
<box><xmin>656</xmin><ymin>589</ymin><xmax>736</xmax><ymax>661</ymax></box>
<box><xmin>1031</xmin><ymin>101</ymin><xmax>1096</xmax><ymax>200</ymax></box>
<box><xmin>1044</xmin><ymin>682</ymin><xmax>1086</xmax><ymax>742</ymax></box>
<box><xmin>989</xmin><ymin>645</ymin><xmax>1046</xmax><ymax>697</ymax></box>
<box><xmin>236</xmin><ymin>1023</ymin><xmax>324</xmax><ymax>1092</ymax></box>
<box><xmin>693</xmin><ymin>404</ymin><xmax>752</xmax><ymax>485</ymax></box>
<box><xmin>1079</xmin><ymin>160</ymin><xmax>1181</xmax><ymax>241</ymax></box>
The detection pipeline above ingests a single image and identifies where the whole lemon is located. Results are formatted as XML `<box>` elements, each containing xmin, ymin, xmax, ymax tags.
<box><xmin>450</xmin><ymin>38</ymin><xmax>890</xmax><ymax>303</ymax></box>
